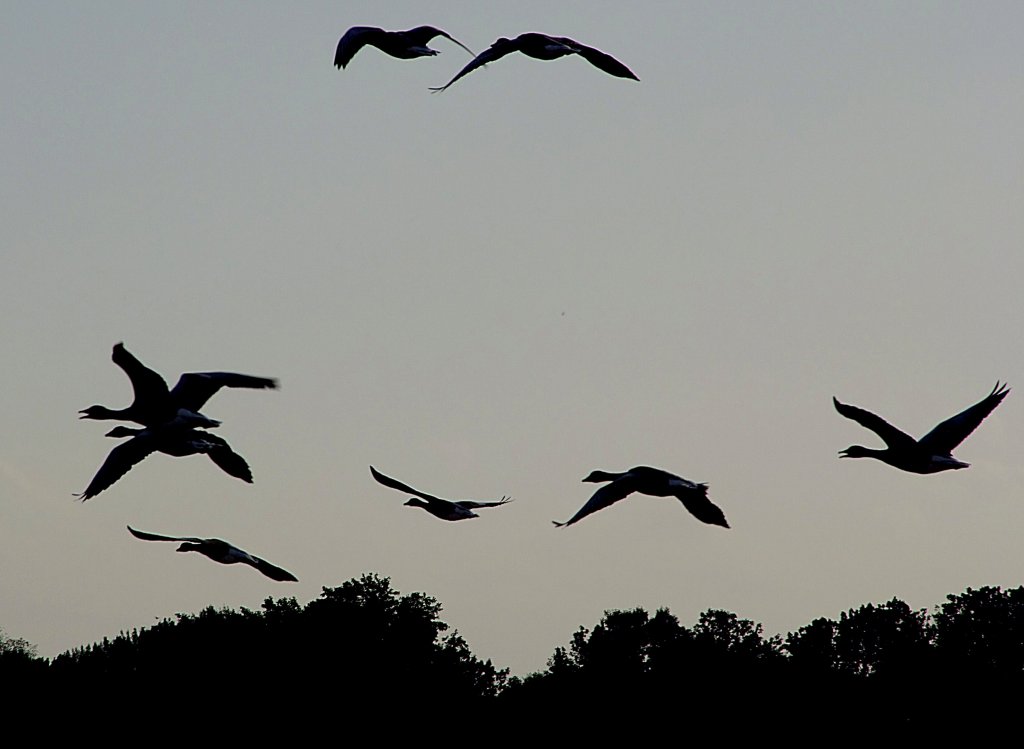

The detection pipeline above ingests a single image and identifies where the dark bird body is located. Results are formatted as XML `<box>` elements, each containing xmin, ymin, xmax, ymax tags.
<box><xmin>334</xmin><ymin>25</ymin><xmax>473</xmax><ymax>69</ymax></box>
<box><xmin>79</xmin><ymin>343</ymin><xmax>277</xmax><ymax>429</ymax></box>
<box><xmin>127</xmin><ymin>526</ymin><xmax>297</xmax><ymax>582</ymax></box>
<box><xmin>431</xmin><ymin>32</ymin><xmax>638</xmax><ymax>92</ymax></box>
<box><xmin>555</xmin><ymin>466</ymin><xmax>729</xmax><ymax>528</ymax></box>
<box><xmin>370</xmin><ymin>466</ymin><xmax>511</xmax><ymax>521</ymax></box>
<box><xmin>833</xmin><ymin>382</ymin><xmax>1009</xmax><ymax>473</ymax></box>
<box><xmin>77</xmin><ymin>426</ymin><xmax>252</xmax><ymax>501</ymax></box>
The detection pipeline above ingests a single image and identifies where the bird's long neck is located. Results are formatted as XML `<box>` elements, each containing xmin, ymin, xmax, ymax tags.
<box><xmin>83</xmin><ymin>405</ymin><xmax>131</xmax><ymax>420</ymax></box>
<box><xmin>841</xmin><ymin>445</ymin><xmax>887</xmax><ymax>460</ymax></box>
<box><xmin>584</xmin><ymin>470</ymin><xmax>624</xmax><ymax>483</ymax></box>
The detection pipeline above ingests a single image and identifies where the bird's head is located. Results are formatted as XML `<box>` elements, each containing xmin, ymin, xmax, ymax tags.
<box><xmin>582</xmin><ymin>470</ymin><xmax>616</xmax><ymax>483</ymax></box>
<box><xmin>105</xmin><ymin>426</ymin><xmax>140</xmax><ymax>438</ymax></box>
<box><xmin>838</xmin><ymin>445</ymin><xmax>872</xmax><ymax>459</ymax></box>
<box><xmin>79</xmin><ymin>406</ymin><xmax>113</xmax><ymax>420</ymax></box>
<box><xmin>176</xmin><ymin>543</ymin><xmax>201</xmax><ymax>553</ymax></box>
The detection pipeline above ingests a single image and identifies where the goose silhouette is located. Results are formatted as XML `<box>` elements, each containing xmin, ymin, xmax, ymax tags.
<box><xmin>370</xmin><ymin>466</ymin><xmax>511</xmax><ymax>521</ymax></box>
<box><xmin>555</xmin><ymin>466</ymin><xmax>729</xmax><ymax>528</ymax></box>
<box><xmin>76</xmin><ymin>426</ymin><xmax>252</xmax><ymax>501</ymax></box>
<box><xmin>431</xmin><ymin>33</ymin><xmax>638</xmax><ymax>92</ymax></box>
<box><xmin>79</xmin><ymin>342</ymin><xmax>277</xmax><ymax>429</ymax></box>
<box><xmin>127</xmin><ymin>526</ymin><xmax>297</xmax><ymax>582</ymax></box>
<box><xmin>335</xmin><ymin>25</ymin><xmax>473</xmax><ymax>69</ymax></box>
<box><xmin>833</xmin><ymin>382</ymin><xmax>1010</xmax><ymax>473</ymax></box>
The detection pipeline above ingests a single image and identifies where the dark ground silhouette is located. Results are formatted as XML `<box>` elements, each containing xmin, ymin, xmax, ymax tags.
<box><xmin>5</xmin><ymin>576</ymin><xmax>1024</xmax><ymax>730</ymax></box>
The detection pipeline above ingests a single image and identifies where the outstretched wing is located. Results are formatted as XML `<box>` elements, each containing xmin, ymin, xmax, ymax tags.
<box><xmin>918</xmin><ymin>382</ymin><xmax>1010</xmax><ymax>452</ymax></box>
<box><xmin>456</xmin><ymin>496</ymin><xmax>513</xmax><ymax>510</ymax></box>
<box><xmin>76</xmin><ymin>437</ymin><xmax>155</xmax><ymax>500</ymax></box>
<box><xmin>370</xmin><ymin>466</ymin><xmax>446</xmax><ymax>503</ymax></box>
<box><xmin>555</xmin><ymin>37</ymin><xmax>639</xmax><ymax>80</ymax></box>
<box><xmin>554</xmin><ymin>479</ymin><xmax>637</xmax><ymax>528</ymax></box>
<box><xmin>170</xmin><ymin>372</ymin><xmax>278</xmax><ymax>413</ymax></box>
<box><xmin>404</xmin><ymin>26</ymin><xmax>474</xmax><ymax>56</ymax></box>
<box><xmin>430</xmin><ymin>38</ymin><xmax>519</xmax><ymax>92</ymax></box>
<box><xmin>335</xmin><ymin>26</ymin><xmax>384</xmax><ymax>68</ymax></box>
<box><xmin>833</xmin><ymin>396</ymin><xmax>916</xmax><ymax>449</ymax></box>
<box><xmin>112</xmin><ymin>343</ymin><xmax>169</xmax><ymax>405</ymax></box>
<box><xmin>206</xmin><ymin>444</ymin><xmax>254</xmax><ymax>483</ymax></box>
<box><xmin>673</xmin><ymin>485</ymin><xmax>729</xmax><ymax>528</ymax></box>
<box><xmin>126</xmin><ymin>525</ymin><xmax>204</xmax><ymax>544</ymax></box>
<box><xmin>247</xmin><ymin>554</ymin><xmax>299</xmax><ymax>582</ymax></box>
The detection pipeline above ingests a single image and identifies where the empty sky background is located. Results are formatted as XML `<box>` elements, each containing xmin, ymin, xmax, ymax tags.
<box><xmin>3</xmin><ymin>2</ymin><xmax>1023</xmax><ymax>674</ymax></box>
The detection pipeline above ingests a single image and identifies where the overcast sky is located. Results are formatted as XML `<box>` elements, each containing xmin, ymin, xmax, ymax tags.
<box><xmin>3</xmin><ymin>1</ymin><xmax>1023</xmax><ymax>674</ymax></box>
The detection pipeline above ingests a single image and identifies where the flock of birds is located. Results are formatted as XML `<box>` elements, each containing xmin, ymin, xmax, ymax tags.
<box><xmin>73</xmin><ymin>24</ymin><xmax>1012</xmax><ymax>585</ymax></box>
<box><xmin>78</xmin><ymin>337</ymin><xmax>1009</xmax><ymax>584</ymax></box>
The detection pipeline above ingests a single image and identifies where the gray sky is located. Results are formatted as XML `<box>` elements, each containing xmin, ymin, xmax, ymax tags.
<box><xmin>3</xmin><ymin>1</ymin><xmax>1023</xmax><ymax>674</ymax></box>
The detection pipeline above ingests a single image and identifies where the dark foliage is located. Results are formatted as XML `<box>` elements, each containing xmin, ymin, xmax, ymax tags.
<box><xmin>43</xmin><ymin>574</ymin><xmax>505</xmax><ymax>718</ymax></box>
<box><xmin>9</xmin><ymin>578</ymin><xmax>1024</xmax><ymax>730</ymax></box>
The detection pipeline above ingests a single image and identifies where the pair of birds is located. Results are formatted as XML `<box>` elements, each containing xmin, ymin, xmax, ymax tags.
<box><xmin>78</xmin><ymin>343</ymin><xmax>277</xmax><ymax>500</ymax></box>
<box><xmin>334</xmin><ymin>26</ymin><xmax>639</xmax><ymax>90</ymax></box>
<box><xmin>371</xmin><ymin>465</ymin><xmax>728</xmax><ymax>529</ymax></box>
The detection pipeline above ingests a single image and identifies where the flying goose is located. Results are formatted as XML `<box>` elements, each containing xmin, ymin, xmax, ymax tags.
<box><xmin>76</xmin><ymin>426</ymin><xmax>252</xmax><ymax>501</ymax></box>
<box><xmin>79</xmin><ymin>342</ymin><xmax>277</xmax><ymax>429</ymax></box>
<box><xmin>127</xmin><ymin>526</ymin><xmax>297</xmax><ymax>582</ymax></box>
<box><xmin>554</xmin><ymin>466</ymin><xmax>729</xmax><ymax>528</ymax></box>
<box><xmin>430</xmin><ymin>33</ymin><xmax>638</xmax><ymax>92</ymax></box>
<box><xmin>833</xmin><ymin>382</ymin><xmax>1010</xmax><ymax>474</ymax></box>
<box><xmin>369</xmin><ymin>466</ymin><xmax>511</xmax><ymax>521</ymax></box>
<box><xmin>334</xmin><ymin>25</ymin><xmax>473</xmax><ymax>69</ymax></box>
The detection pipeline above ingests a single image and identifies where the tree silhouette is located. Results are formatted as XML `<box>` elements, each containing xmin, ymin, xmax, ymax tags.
<box><xmin>17</xmin><ymin>577</ymin><xmax>1024</xmax><ymax>729</ymax></box>
<box><xmin>48</xmin><ymin>574</ymin><xmax>505</xmax><ymax>715</ymax></box>
<box><xmin>927</xmin><ymin>585</ymin><xmax>1024</xmax><ymax>718</ymax></box>
<box><xmin>503</xmin><ymin>606</ymin><xmax>786</xmax><ymax>724</ymax></box>
<box><xmin>787</xmin><ymin>598</ymin><xmax>931</xmax><ymax>677</ymax></box>
<box><xmin>933</xmin><ymin>586</ymin><xmax>1024</xmax><ymax>672</ymax></box>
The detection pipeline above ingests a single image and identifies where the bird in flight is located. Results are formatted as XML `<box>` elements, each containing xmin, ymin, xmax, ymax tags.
<box><xmin>555</xmin><ymin>466</ymin><xmax>729</xmax><ymax>528</ymax></box>
<box><xmin>127</xmin><ymin>526</ymin><xmax>297</xmax><ymax>582</ymax></box>
<box><xmin>79</xmin><ymin>342</ymin><xmax>277</xmax><ymax>429</ymax></box>
<box><xmin>334</xmin><ymin>25</ymin><xmax>473</xmax><ymax>69</ymax></box>
<box><xmin>370</xmin><ymin>466</ymin><xmax>512</xmax><ymax>521</ymax></box>
<box><xmin>431</xmin><ymin>32</ymin><xmax>638</xmax><ymax>92</ymax></box>
<box><xmin>76</xmin><ymin>426</ymin><xmax>252</xmax><ymax>501</ymax></box>
<box><xmin>833</xmin><ymin>382</ymin><xmax>1010</xmax><ymax>473</ymax></box>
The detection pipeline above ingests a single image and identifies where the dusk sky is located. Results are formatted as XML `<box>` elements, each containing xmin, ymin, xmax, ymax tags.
<box><xmin>3</xmin><ymin>1</ymin><xmax>1023</xmax><ymax>674</ymax></box>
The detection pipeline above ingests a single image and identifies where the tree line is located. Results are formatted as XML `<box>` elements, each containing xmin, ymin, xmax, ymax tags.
<box><xmin>4</xmin><ymin>575</ymin><xmax>1023</xmax><ymax>727</ymax></box>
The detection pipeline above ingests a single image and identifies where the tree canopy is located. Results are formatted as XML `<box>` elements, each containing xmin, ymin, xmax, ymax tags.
<box><xmin>8</xmin><ymin>578</ymin><xmax>1024</xmax><ymax>728</ymax></box>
